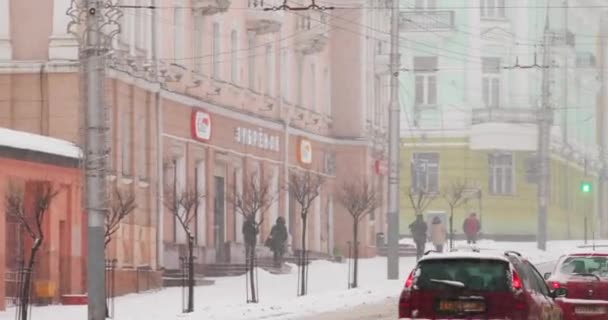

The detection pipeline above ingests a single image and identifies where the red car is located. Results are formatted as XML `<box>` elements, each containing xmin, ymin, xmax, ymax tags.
<box><xmin>398</xmin><ymin>250</ymin><xmax>566</xmax><ymax>319</ymax></box>
<box><xmin>544</xmin><ymin>252</ymin><xmax>608</xmax><ymax>319</ymax></box>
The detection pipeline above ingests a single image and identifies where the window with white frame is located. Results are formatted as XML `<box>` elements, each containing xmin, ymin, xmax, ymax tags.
<box><xmin>480</xmin><ymin>0</ymin><xmax>506</xmax><ymax>19</ymax></box>
<box><xmin>193</xmin><ymin>15</ymin><xmax>204</xmax><ymax>73</ymax></box>
<box><xmin>411</xmin><ymin>153</ymin><xmax>439</xmax><ymax>193</ymax></box>
<box><xmin>212</xmin><ymin>22</ymin><xmax>221</xmax><ymax>79</ymax></box>
<box><xmin>265</xmin><ymin>45</ymin><xmax>273</xmax><ymax>95</ymax></box>
<box><xmin>121</xmin><ymin>107</ymin><xmax>131</xmax><ymax>176</ymax></box>
<box><xmin>173</xmin><ymin>7</ymin><xmax>184</xmax><ymax>61</ymax></box>
<box><xmin>414</xmin><ymin>57</ymin><xmax>437</xmax><ymax>106</ymax></box>
<box><xmin>482</xmin><ymin>57</ymin><xmax>501</xmax><ymax>108</ymax></box>
<box><xmin>231</xmin><ymin>30</ymin><xmax>238</xmax><ymax>84</ymax></box>
<box><xmin>248</xmin><ymin>32</ymin><xmax>256</xmax><ymax>90</ymax></box>
<box><xmin>488</xmin><ymin>153</ymin><xmax>514</xmax><ymax>195</ymax></box>
<box><xmin>137</xmin><ymin>110</ymin><xmax>147</xmax><ymax>179</ymax></box>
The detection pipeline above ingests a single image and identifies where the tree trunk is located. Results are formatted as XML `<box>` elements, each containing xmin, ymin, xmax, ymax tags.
<box><xmin>187</xmin><ymin>238</ymin><xmax>195</xmax><ymax>312</ymax></box>
<box><xmin>449</xmin><ymin>207</ymin><xmax>454</xmax><ymax>250</ymax></box>
<box><xmin>249</xmin><ymin>244</ymin><xmax>257</xmax><ymax>302</ymax></box>
<box><xmin>352</xmin><ymin>220</ymin><xmax>359</xmax><ymax>289</ymax></box>
<box><xmin>300</xmin><ymin>215</ymin><xmax>308</xmax><ymax>296</ymax></box>
<box><xmin>21</xmin><ymin>241</ymin><xmax>41</xmax><ymax>320</ymax></box>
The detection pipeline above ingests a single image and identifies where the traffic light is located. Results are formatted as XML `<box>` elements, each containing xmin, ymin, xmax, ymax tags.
<box><xmin>581</xmin><ymin>182</ymin><xmax>592</xmax><ymax>194</ymax></box>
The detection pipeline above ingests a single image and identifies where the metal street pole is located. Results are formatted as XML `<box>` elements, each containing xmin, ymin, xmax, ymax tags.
<box><xmin>537</xmin><ymin>18</ymin><xmax>552</xmax><ymax>251</ymax></box>
<box><xmin>84</xmin><ymin>0</ymin><xmax>107</xmax><ymax>318</ymax></box>
<box><xmin>387</xmin><ymin>0</ymin><xmax>401</xmax><ymax>279</ymax></box>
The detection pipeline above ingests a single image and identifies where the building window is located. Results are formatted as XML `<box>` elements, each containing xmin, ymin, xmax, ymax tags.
<box><xmin>482</xmin><ymin>57</ymin><xmax>501</xmax><ymax>108</ymax></box>
<box><xmin>411</xmin><ymin>153</ymin><xmax>439</xmax><ymax>193</ymax></box>
<box><xmin>212</xmin><ymin>22</ymin><xmax>221</xmax><ymax>79</ymax></box>
<box><xmin>193</xmin><ymin>15</ymin><xmax>204</xmax><ymax>73</ymax></box>
<box><xmin>173</xmin><ymin>7</ymin><xmax>184</xmax><ymax>61</ymax></box>
<box><xmin>248</xmin><ymin>32</ymin><xmax>256</xmax><ymax>90</ymax></box>
<box><xmin>323</xmin><ymin>67</ymin><xmax>330</xmax><ymax>115</ymax></box>
<box><xmin>310</xmin><ymin>63</ymin><xmax>316</xmax><ymax>110</ymax></box>
<box><xmin>297</xmin><ymin>56</ymin><xmax>303</xmax><ymax>106</ymax></box>
<box><xmin>195</xmin><ymin>160</ymin><xmax>206</xmax><ymax>246</ymax></box>
<box><xmin>281</xmin><ymin>50</ymin><xmax>289</xmax><ymax>100</ymax></box>
<box><xmin>415</xmin><ymin>0</ymin><xmax>436</xmax><ymax>9</ymax></box>
<box><xmin>137</xmin><ymin>109</ymin><xmax>147</xmax><ymax>180</ymax></box>
<box><xmin>414</xmin><ymin>57</ymin><xmax>437</xmax><ymax>106</ymax></box>
<box><xmin>489</xmin><ymin>153</ymin><xmax>514</xmax><ymax>195</ymax></box>
<box><xmin>265</xmin><ymin>45</ymin><xmax>273</xmax><ymax>95</ymax></box>
<box><xmin>231</xmin><ymin>30</ymin><xmax>238</xmax><ymax>84</ymax></box>
<box><xmin>121</xmin><ymin>106</ymin><xmax>131</xmax><ymax>176</ymax></box>
<box><xmin>480</xmin><ymin>0</ymin><xmax>506</xmax><ymax>19</ymax></box>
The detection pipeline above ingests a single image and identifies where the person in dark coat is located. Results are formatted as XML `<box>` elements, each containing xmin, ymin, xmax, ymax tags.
<box><xmin>409</xmin><ymin>214</ymin><xmax>428</xmax><ymax>260</ymax></box>
<box><xmin>242</xmin><ymin>215</ymin><xmax>259</xmax><ymax>263</ymax></box>
<box><xmin>269</xmin><ymin>216</ymin><xmax>288</xmax><ymax>267</ymax></box>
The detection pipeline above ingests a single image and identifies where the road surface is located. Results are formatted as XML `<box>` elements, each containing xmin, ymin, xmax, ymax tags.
<box><xmin>295</xmin><ymin>297</ymin><xmax>397</xmax><ymax>320</ymax></box>
<box><xmin>295</xmin><ymin>261</ymin><xmax>557</xmax><ymax>320</ymax></box>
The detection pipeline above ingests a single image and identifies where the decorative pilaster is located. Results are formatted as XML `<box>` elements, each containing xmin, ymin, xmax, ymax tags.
<box><xmin>0</xmin><ymin>0</ymin><xmax>12</xmax><ymax>60</ymax></box>
<box><xmin>49</xmin><ymin>0</ymin><xmax>79</xmax><ymax>60</ymax></box>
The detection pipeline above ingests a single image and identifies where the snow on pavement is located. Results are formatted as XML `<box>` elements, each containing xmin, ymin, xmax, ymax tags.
<box><xmin>0</xmin><ymin>240</ymin><xmax>603</xmax><ymax>320</ymax></box>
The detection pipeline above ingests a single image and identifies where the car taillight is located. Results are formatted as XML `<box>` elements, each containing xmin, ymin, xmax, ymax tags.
<box><xmin>549</xmin><ymin>281</ymin><xmax>564</xmax><ymax>289</ymax></box>
<box><xmin>512</xmin><ymin>270</ymin><xmax>522</xmax><ymax>290</ymax></box>
<box><xmin>404</xmin><ymin>270</ymin><xmax>414</xmax><ymax>288</ymax></box>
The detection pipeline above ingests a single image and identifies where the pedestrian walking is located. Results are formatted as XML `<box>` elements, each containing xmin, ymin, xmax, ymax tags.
<box><xmin>430</xmin><ymin>216</ymin><xmax>447</xmax><ymax>252</ymax></box>
<box><xmin>463</xmin><ymin>212</ymin><xmax>481</xmax><ymax>244</ymax></box>
<box><xmin>409</xmin><ymin>214</ymin><xmax>428</xmax><ymax>260</ymax></box>
<box><xmin>268</xmin><ymin>216</ymin><xmax>288</xmax><ymax>267</ymax></box>
<box><xmin>242</xmin><ymin>216</ymin><xmax>259</xmax><ymax>262</ymax></box>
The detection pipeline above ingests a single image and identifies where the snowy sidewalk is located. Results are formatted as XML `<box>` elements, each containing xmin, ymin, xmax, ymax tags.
<box><xmin>0</xmin><ymin>239</ymin><xmax>600</xmax><ymax>320</ymax></box>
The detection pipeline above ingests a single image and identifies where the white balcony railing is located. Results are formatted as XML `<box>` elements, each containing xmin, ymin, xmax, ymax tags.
<box><xmin>192</xmin><ymin>0</ymin><xmax>231</xmax><ymax>16</ymax></box>
<box><xmin>400</xmin><ymin>11</ymin><xmax>455</xmax><ymax>32</ymax></box>
<box><xmin>471</xmin><ymin>108</ymin><xmax>550</xmax><ymax>125</ymax></box>
<box><xmin>246</xmin><ymin>0</ymin><xmax>283</xmax><ymax>34</ymax></box>
<box><xmin>294</xmin><ymin>11</ymin><xmax>329</xmax><ymax>55</ymax></box>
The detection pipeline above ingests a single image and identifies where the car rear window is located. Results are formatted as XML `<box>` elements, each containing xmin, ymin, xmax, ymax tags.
<box><xmin>559</xmin><ymin>256</ymin><xmax>608</xmax><ymax>277</ymax></box>
<box><xmin>416</xmin><ymin>259</ymin><xmax>510</xmax><ymax>292</ymax></box>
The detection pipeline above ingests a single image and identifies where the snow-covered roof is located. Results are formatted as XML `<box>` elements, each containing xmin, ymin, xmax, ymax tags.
<box><xmin>0</xmin><ymin>128</ymin><xmax>82</xmax><ymax>159</ymax></box>
<box><xmin>419</xmin><ymin>251</ymin><xmax>510</xmax><ymax>263</ymax></box>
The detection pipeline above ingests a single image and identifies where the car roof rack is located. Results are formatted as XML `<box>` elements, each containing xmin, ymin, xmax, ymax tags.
<box><xmin>504</xmin><ymin>250</ymin><xmax>522</xmax><ymax>257</ymax></box>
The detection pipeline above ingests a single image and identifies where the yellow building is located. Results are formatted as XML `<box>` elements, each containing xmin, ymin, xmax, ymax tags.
<box><xmin>399</xmin><ymin>137</ymin><xmax>600</xmax><ymax>240</ymax></box>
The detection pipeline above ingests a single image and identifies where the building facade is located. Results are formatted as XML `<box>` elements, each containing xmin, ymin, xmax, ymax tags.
<box><xmin>398</xmin><ymin>0</ymin><xmax>608</xmax><ymax>239</ymax></box>
<box><xmin>0</xmin><ymin>0</ymin><xmax>389</xmax><ymax>302</ymax></box>
<box><xmin>0</xmin><ymin>129</ymin><xmax>84</xmax><ymax>310</ymax></box>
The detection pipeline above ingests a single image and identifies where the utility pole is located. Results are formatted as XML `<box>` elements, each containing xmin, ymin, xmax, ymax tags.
<box><xmin>387</xmin><ymin>0</ymin><xmax>401</xmax><ymax>279</ymax></box>
<box><xmin>84</xmin><ymin>0</ymin><xmax>107</xmax><ymax>318</ymax></box>
<box><xmin>537</xmin><ymin>15</ymin><xmax>552</xmax><ymax>251</ymax></box>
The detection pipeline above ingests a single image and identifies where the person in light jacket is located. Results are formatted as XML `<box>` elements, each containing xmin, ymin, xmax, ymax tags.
<box><xmin>430</xmin><ymin>216</ymin><xmax>447</xmax><ymax>253</ymax></box>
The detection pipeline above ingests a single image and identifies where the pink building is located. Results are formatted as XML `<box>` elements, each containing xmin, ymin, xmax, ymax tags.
<box><xmin>0</xmin><ymin>0</ymin><xmax>390</xmax><ymax>301</ymax></box>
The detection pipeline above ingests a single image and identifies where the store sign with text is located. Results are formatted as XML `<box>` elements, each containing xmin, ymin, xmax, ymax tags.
<box><xmin>298</xmin><ymin>138</ymin><xmax>313</xmax><ymax>165</ymax></box>
<box><xmin>191</xmin><ymin>110</ymin><xmax>212</xmax><ymax>142</ymax></box>
<box><xmin>234</xmin><ymin>126</ymin><xmax>280</xmax><ymax>152</ymax></box>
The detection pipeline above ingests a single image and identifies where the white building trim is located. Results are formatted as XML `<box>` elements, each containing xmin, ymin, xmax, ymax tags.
<box><xmin>0</xmin><ymin>0</ymin><xmax>11</xmax><ymax>60</ymax></box>
<box><xmin>49</xmin><ymin>0</ymin><xmax>79</xmax><ymax>60</ymax></box>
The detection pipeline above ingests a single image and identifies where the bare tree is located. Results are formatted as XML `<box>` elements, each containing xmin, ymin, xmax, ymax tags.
<box><xmin>5</xmin><ymin>181</ymin><xmax>60</xmax><ymax>320</ymax></box>
<box><xmin>226</xmin><ymin>170</ymin><xmax>277</xmax><ymax>303</ymax></box>
<box><xmin>337</xmin><ymin>178</ymin><xmax>380</xmax><ymax>289</ymax></box>
<box><xmin>287</xmin><ymin>170</ymin><xmax>325</xmax><ymax>296</ymax></box>
<box><xmin>406</xmin><ymin>186</ymin><xmax>436</xmax><ymax>217</ymax></box>
<box><xmin>105</xmin><ymin>185</ymin><xmax>137</xmax><ymax>248</ymax></box>
<box><xmin>164</xmin><ymin>182</ymin><xmax>204</xmax><ymax>313</ymax></box>
<box><xmin>442</xmin><ymin>179</ymin><xmax>471</xmax><ymax>249</ymax></box>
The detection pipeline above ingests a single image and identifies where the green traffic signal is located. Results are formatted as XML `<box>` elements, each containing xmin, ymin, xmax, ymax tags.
<box><xmin>581</xmin><ymin>182</ymin><xmax>592</xmax><ymax>193</ymax></box>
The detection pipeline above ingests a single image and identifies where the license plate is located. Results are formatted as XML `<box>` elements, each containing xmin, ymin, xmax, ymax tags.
<box><xmin>437</xmin><ymin>300</ymin><xmax>485</xmax><ymax>313</ymax></box>
<box><xmin>575</xmin><ymin>306</ymin><xmax>606</xmax><ymax>315</ymax></box>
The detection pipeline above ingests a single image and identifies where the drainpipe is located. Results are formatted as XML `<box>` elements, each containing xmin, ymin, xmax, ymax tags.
<box><xmin>153</xmin><ymin>0</ymin><xmax>164</xmax><ymax>270</ymax></box>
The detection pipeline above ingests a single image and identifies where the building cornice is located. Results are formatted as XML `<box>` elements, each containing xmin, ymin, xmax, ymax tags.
<box><xmin>0</xmin><ymin>60</ymin><xmax>79</xmax><ymax>73</ymax></box>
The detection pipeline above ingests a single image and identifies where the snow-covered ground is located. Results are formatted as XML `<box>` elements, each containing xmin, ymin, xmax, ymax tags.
<box><xmin>0</xmin><ymin>240</ymin><xmax>604</xmax><ymax>320</ymax></box>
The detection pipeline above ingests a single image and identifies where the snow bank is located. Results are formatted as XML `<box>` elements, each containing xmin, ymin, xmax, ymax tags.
<box><xmin>0</xmin><ymin>128</ymin><xmax>81</xmax><ymax>159</ymax></box>
<box><xmin>0</xmin><ymin>240</ymin><xmax>601</xmax><ymax>320</ymax></box>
